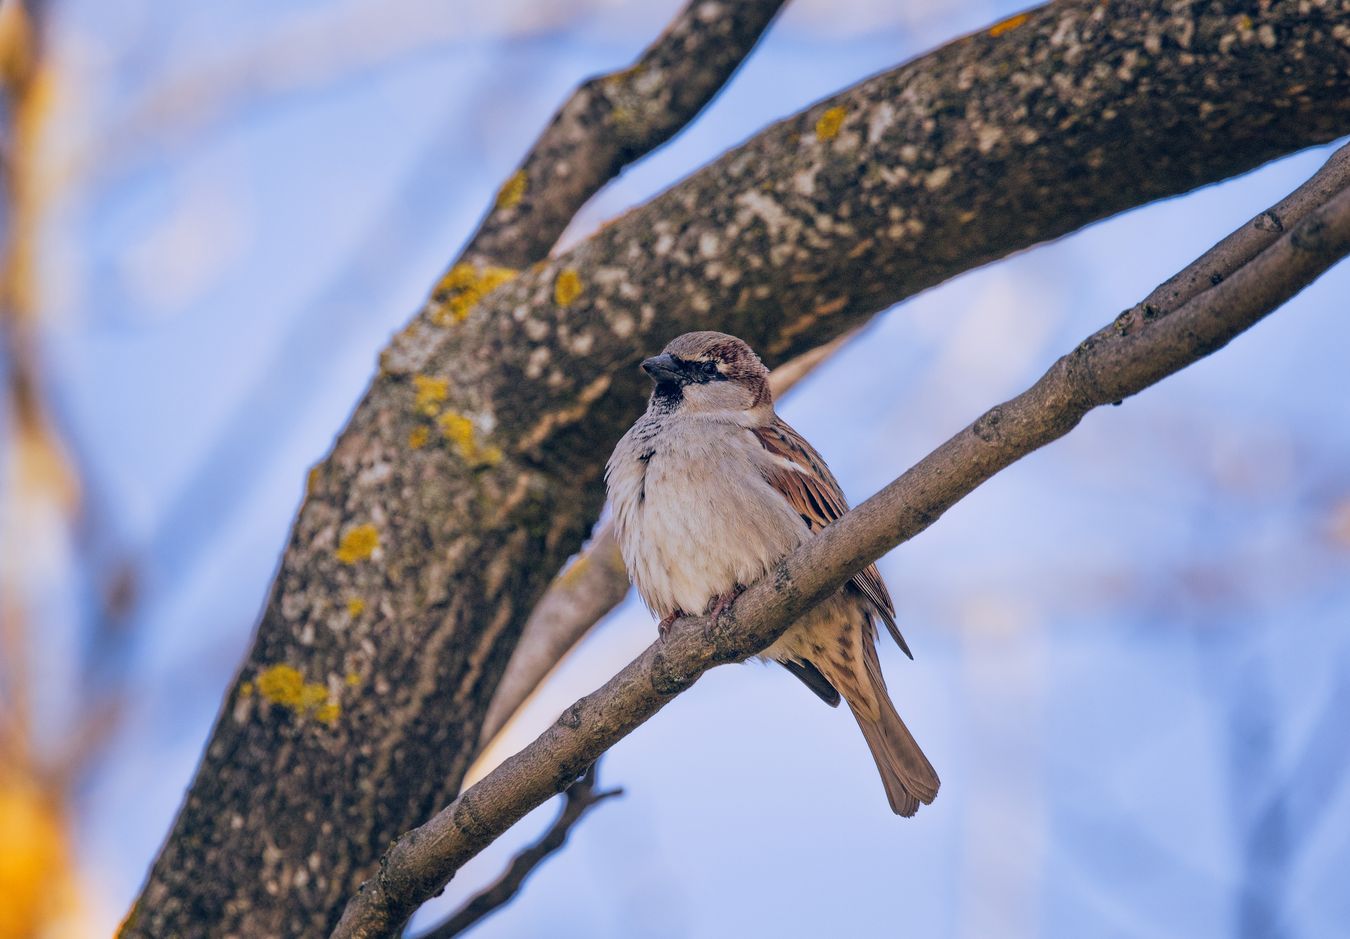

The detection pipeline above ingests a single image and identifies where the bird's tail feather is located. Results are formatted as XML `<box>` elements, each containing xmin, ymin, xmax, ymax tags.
<box><xmin>827</xmin><ymin>628</ymin><xmax>939</xmax><ymax>817</ymax></box>
<box><xmin>847</xmin><ymin>697</ymin><xmax>939</xmax><ymax>817</ymax></box>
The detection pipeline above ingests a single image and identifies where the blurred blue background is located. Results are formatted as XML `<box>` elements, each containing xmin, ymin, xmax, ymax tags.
<box><xmin>2</xmin><ymin>1</ymin><xmax>1348</xmax><ymax>936</ymax></box>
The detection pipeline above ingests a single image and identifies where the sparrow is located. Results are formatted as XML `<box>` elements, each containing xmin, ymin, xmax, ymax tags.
<box><xmin>605</xmin><ymin>331</ymin><xmax>939</xmax><ymax>816</ymax></box>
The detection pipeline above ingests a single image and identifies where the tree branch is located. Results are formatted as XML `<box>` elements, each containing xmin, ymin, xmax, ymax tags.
<box><xmin>331</xmin><ymin>156</ymin><xmax>1350</xmax><ymax>939</ymax></box>
<box><xmin>131</xmin><ymin>2</ymin><xmax>1350</xmax><ymax>933</ymax></box>
<box><xmin>460</xmin><ymin>0</ymin><xmax>790</xmax><ymax>270</ymax></box>
<box><xmin>414</xmin><ymin>764</ymin><xmax>621</xmax><ymax>939</ymax></box>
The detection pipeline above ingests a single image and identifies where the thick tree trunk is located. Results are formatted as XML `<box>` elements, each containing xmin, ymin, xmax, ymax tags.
<box><xmin>126</xmin><ymin>1</ymin><xmax>1350</xmax><ymax>934</ymax></box>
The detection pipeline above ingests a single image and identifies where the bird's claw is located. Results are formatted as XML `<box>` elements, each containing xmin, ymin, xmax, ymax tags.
<box><xmin>706</xmin><ymin>584</ymin><xmax>746</xmax><ymax>628</ymax></box>
<box><xmin>657</xmin><ymin>609</ymin><xmax>684</xmax><ymax>639</ymax></box>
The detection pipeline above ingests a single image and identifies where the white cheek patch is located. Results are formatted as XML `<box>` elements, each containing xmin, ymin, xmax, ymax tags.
<box><xmin>681</xmin><ymin>381</ymin><xmax>755</xmax><ymax>413</ymax></box>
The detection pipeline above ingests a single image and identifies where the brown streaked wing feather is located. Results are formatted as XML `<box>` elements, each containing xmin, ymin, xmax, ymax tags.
<box><xmin>751</xmin><ymin>419</ymin><xmax>913</xmax><ymax>660</ymax></box>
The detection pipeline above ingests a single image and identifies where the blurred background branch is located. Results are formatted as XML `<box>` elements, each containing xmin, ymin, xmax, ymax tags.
<box><xmin>415</xmin><ymin>763</ymin><xmax>622</xmax><ymax>939</ymax></box>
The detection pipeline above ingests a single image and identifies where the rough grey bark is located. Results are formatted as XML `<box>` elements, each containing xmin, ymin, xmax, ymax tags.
<box><xmin>128</xmin><ymin>1</ymin><xmax>1350</xmax><ymax>935</ymax></box>
<box><xmin>332</xmin><ymin>158</ymin><xmax>1350</xmax><ymax>939</ymax></box>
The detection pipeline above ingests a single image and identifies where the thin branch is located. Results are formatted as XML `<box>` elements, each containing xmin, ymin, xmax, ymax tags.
<box><xmin>460</xmin><ymin>0</ymin><xmax>789</xmax><ymax>270</ymax></box>
<box><xmin>331</xmin><ymin>156</ymin><xmax>1350</xmax><ymax>939</ymax></box>
<box><xmin>475</xmin><ymin>527</ymin><xmax>628</xmax><ymax>754</ymax></box>
<box><xmin>415</xmin><ymin>764</ymin><xmax>621</xmax><ymax>939</ymax></box>
<box><xmin>477</xmin><ymin>328</ymin><xmax>857</xmax><ymax>755</ymax></box>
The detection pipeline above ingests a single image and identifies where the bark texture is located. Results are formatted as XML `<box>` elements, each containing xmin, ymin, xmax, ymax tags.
<box><xmin>461</xmin><ymin>0</ymin><xmax>790</xmax><ymax>269</ymax></box>
<box><xmin>333</xmin><ymin>153</ymin><xmax>1350</xmax><ymax>939</ymax></box>
<box><xmin>129</xmin><ymin>1</ymin><xmax>1350</xmax><ymax>935</ymax></box>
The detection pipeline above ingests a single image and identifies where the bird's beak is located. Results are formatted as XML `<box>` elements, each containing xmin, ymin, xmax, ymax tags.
<box><xmin>641</xmin><ymin>353</ymin><xmax>684</xmax><ymax>385</ymax></box>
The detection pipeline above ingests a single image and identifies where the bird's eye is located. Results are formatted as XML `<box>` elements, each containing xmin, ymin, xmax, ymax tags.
<box><xmin>698</xmin><ymin>360</ymin><xmax>720</xmax><ymax>379</ymax></box>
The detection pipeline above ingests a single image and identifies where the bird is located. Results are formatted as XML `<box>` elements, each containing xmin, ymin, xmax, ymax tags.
<box><xmin>605</xmin><ymin>330</ymin><xmax>939</xmax><ymax>816</ymax></box>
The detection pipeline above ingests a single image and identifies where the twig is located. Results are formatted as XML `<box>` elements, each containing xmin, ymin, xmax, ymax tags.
<box><xmin>476</xmin><ymin>329</ymin><xmax>857</xmax><ymax>755</ymax></box>
<box><xmin>414</xmin><ymin>764</ymin><xmax>622</xmax><ymax>939</ymax></box>
<box><xmin>331</xmin><ymin>143</ymin><xmax>1350</xmax><ymax>939</ymax></box>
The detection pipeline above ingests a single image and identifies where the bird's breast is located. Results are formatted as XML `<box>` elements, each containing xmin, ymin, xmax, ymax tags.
<box><xmin>609</xmin><ymin>422</ymin><xmax>806</xmax><ymax>617</ymax></box>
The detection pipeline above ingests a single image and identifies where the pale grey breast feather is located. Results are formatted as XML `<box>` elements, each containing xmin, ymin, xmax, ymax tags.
<box><xmin>606</xmin><ymin>408</ymin><xmax>808</xmax><ymax>618</ymax></box>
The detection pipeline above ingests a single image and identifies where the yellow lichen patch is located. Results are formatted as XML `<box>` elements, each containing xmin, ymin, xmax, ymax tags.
<box><xmin>554</xmin><ymin>268</ymin><xmax>583</xmax><ymax>307</ymax></box>
<box><xmin>256</xmin><ymin>664</ymin><xmax>339</xmax><ymax>724</ymax></box>
<box><xmin>989</xmin><ymin>12</ymin><xmax>1029</xmax><ymax>36</ymax></box>
<box><xmin>412</xmin><ymin>374</ymin><xmax>449</xmax><ymax>416</ymax></box>
<box><xmin>815</xmin><ymin>106</ymin><xmax>846</xmax><ymax>141</ymax></box>
<box><xmin>432</xmin><ymin>263</ymin><xmax>518</xmax><ymax>325</ymax></box>
<box><xmin>256</xmin><ymin>664</ymin><xmax>305</xmax><ymax>707</ymax></box>
<box><xmin>438</xmin><ymin>412</ymin><xmax>473</xmax><ymax>455</ymax></box>
<box><xmin>306</xmin><ymin>466</ymin><xmax>321</xmax><ymax>495</ymax></box>
<box><xmin>346</xmin><ymin>597</ymin><xmax>366</xmax><ymax>617</ymax></box>
<box><xmin>603</xmin><ymin>62</ymin><xmax>643</xmax><ymax>87</ymax></box>
<box><xmin>313</xmin><ymin>703</ymin><xmax>341</xmax><ymax>726</ymax></box>
<box><xmin>408</xmin><ymin>426</ymin><xmax>430</xmax><ymax>449</ymax></box>
<box><xmin>239</xmin><ymin>681</ymin><xmax>254</xmax><ymax>697</ymax></box>
<box><xmin>494</xmin><ymin>170</ymin><xmax>527</xmax><ymax>210</ymax></box>
<box><xmin>437</xmin><ymin>411</ymin><xmax>503</xmax><ymax>467</ymax></box>
<box><xmin>345</xmin><ymin>672</ymin><xmax>362</xmax><ymax>687</ymax></box>
<box><xmin>335</xmin><ymin>523</ymin><xmax>379</xmax><ymax>564</ymax></box>
<box><xmin>477</xmin><ymin>444</ymin><xmax>504</xmax><ymax>467</ymax></box>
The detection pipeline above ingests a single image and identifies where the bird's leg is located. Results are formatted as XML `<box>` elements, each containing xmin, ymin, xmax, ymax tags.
<box><xmin>657</xmin><ymin>609</ymin><xmax>685</xmax><ymax>639</ymax></box>
<box><xmin>707</xmin><ymin>583</ymin><xmax>747</xmax><ymax>626</ymax></box>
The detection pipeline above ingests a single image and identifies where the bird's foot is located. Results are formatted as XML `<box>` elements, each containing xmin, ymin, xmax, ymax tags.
<box><xmin>657</xmin><ymin>609</ymin><xmax>685</xmax><ymax>639</ymax></box>
<box><xmin>706</xmin><ymin>584</ymin><xmax>747</xmax><ymax>627</ymax></box>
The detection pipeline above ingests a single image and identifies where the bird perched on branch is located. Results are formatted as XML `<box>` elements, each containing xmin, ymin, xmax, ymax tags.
<box><xmin>606</xmin><ymin>331</ymin><xmax>939</xmax><ymax>816</ymax></box>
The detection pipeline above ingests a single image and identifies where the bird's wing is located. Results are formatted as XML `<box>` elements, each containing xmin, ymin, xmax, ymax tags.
<box><xmin>751</xmin><ymin>418</ymin><xmax>912</xmax><ymax>660</ymax></box>
<box><xmin>778</xmin><ymin>658</ymin><xmax>841</xmax><ymax>707</ymax></box>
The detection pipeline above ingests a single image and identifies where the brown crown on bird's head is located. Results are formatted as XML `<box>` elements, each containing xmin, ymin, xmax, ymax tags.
<box><xmin>641</xmin><ymin>331</ymin><xmax>771</xmax><ymax>410</ymax></box>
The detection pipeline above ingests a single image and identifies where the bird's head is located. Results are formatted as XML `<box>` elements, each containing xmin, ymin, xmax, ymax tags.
<box><xmin>641</xmin><ymin>331</ymin><xmax>771</xmax><ymax>416</ymax></box>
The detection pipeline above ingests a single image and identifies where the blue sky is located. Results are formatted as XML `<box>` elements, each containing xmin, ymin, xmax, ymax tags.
<box><xmin>7</xmin><ymin>1</ymin><xmax>1349</xmax><ymax>935</ymax></box>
